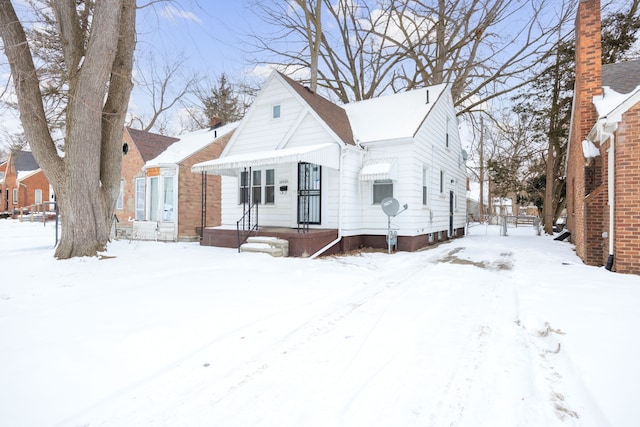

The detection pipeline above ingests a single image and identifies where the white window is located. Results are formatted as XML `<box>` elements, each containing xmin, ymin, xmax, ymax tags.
<box><xmin>149</xmin><ymin>176</ymin><xmax>159</xmax><ymax>220</ymax></box>
<box><xmin>373</xmin><ymin>179</ymin><xmax>393</xmax><ymax>204</ymax></box>
<box><xmin>239</xmin><ymin>169</ymin><xmax>275</xmax><ymax>205</ymax></box>
<box><xmin>12</xmin><ymin>188</ymin><xmax>17</xmax><ymax>204</ymax></box>
<box><xmin>135</xmin><ymin>177</ymin><xmax>145</xmax><ymax>220</ymax></box>
<box><xmin>162</xmin><ymin>176</ymin><xmax>174</xmax><ymax>222</ymax></box>
<box><xmin>239</xmin><ymin>171</ymin><xmax>249</xmax><ymax>204</ymax></box>
<box><xmin>422</xmin><ymin>167</ymin><xmax>429</xmax><ymax>206</ymax></box>
<box><xmin>265</xmin><ymin>169</ymin><xmax>275</xmax><ymax>204</ymax></box>
<box><xmin>252</xmin><ymin>170</ymin><xmax>262</xmax><ymax>204</ymax></box>
<box><xmin>35</xmin><ymin>189</ymin><xmax>43</xmax><ymax>204</ymax></box>
<box><xmin>272</xmin><ymin>104</ymin><xmax>281</xmax><ymax>119</ymax></box>
<box><xmin>446</xmin><ymin>117</ymin><xmax>450</xmax><ymax>148</ymax></box>
<box><xmin>116</xmin><ymin>180</ymin><xmax>124</xmax><ymax>210</ymax></box>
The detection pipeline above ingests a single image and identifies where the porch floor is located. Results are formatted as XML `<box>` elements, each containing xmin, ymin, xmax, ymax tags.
<box><xmin>201</xmin><ymin>226</ymin><xmax>339</xmax><ymax>257</ymax></box>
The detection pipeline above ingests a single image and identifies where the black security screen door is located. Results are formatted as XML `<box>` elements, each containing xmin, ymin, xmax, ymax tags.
<box><xmin>298</xmin><ymin>162</ymin><xmax>321</xmax><ymax>227</ymax></box>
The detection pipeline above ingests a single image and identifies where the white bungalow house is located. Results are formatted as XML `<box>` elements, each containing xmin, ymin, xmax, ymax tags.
<box><xmin>192</xmin><ymin>71</ymin><xmax>467</xmax><ymax>256</ymax></box>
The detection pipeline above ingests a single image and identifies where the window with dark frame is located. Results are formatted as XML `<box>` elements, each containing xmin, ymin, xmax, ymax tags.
<box><xmin>422</xmin><ymin>167</ymin><xmax>428</xmax><ymax>205</ymax></box>
<box><xmin>373</xmin><ymin>179</ymin><xmax>393</xmax><ymax>204</ymax></box>
<box><xmin>265</xmin><ymin>169</ymin><xmax>275</xmax><ymax>204</ymax></box>
<box><xmin>239</xmin><ymin>170</ymin><xmax>249</xmax><ymax>204</ymax></box>
<box><xmin>252</xmin><ymin>170</ymin><xmax>262</xmax><ymax>204</ymax></box>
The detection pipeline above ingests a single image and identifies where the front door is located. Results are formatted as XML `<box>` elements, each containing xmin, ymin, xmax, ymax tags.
<box><xmin>298</xmin><ymin>162</ymin><xmax>321</xmax><ymax>225</ymax></box>
<box><xmin>449</xmin><ymin>190</ymin><xmax>454</xmax><ymax>237</ymax></box>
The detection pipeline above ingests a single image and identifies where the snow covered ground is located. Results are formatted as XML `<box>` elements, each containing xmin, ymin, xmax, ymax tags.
<box><xmin>1</xmin><ymin>219</ymin><xmax>639</xmax><ymax>427</ymax></box>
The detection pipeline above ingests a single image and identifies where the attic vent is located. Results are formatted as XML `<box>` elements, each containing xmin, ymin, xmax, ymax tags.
<box><xmin>426</xmin><ymin>90</ymin><xmax>430</xmax><ymax>104</ymax></box>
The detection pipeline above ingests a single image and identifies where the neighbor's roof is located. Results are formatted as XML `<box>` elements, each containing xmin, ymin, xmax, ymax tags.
<box><xmin>126</xmin><ymin>128</ymin><xmax>179</xmax><ymax>162</ymax></box>
<box><xmin>146</xmin><ymin>122</ymin><xmax>239</xmax><ymax>167</ymax></box>
<box><xmin>602</xmin><ymin>60</ymin><xmax>640</xmax><ymax>94</ymax></box>
<box><xmin>343</xmin><ymin>84</ymin><xmax>447</xmax><ymax>143</ymax></box>
<box><xmin>278</xmin><ymin>72</ymin><xmax>355</xmax><ymax>146</ymax></box>
<box><xmin>11</xmin><ymin>150</ymin><xmax>39</xmax><ymax>172</ymax></box>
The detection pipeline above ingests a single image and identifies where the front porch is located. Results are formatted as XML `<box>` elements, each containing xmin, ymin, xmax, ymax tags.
<box><xmin>201</xmin><ymin>226</ymin><xmax>340</xmax><ymax>257</ymax></box>
<box><xmin>200</xmin><ymin>225</ymin><xmax>467</xmax><ymax>257</ymax></box>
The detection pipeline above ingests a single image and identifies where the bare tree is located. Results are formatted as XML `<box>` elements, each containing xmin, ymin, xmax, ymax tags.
<box><xmin>127</xmin><ymin>51</ymin><xmax>202</xmax><ymax>133</ymax></box>
<box><xmin>0</xmin><ymin>0</ymin><xmax>136</xmax><ymax>259</ymax></box>
<box><xmin>249</xmin><ymin>0</ymin><xmax>571</xmax><ymax>110</ymax></box>
<box><xmin>486</xmin><ymin>110</ymin><xmax>545</xmax><ymax>216</ymax></box>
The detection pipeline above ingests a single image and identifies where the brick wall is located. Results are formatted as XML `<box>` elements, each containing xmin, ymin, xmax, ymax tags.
<box><xmin>118</xmin><ymin>130</ymin><xmax>146</xmax><ymax>223</ymax></box>
<box><xmin>19</xmin><ymin>171</ymin><xmax>52</xmax><ymax>209</ymax></box>
<box><xmin>567</xmin><ymin>0</ymin><xmax>602</xmax><ymax>262</ymax></box>
<box><xmin>176</xmin><ymin>131</ymin><xmax>233</xmax><ymax>239</ymax></box>
<box><xmin>613</xmin><ymin>103</ymin><xmax>640</xmax><ymax>274</ymax></box>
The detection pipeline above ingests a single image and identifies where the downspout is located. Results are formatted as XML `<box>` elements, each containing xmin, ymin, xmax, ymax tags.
<box><xmin>601</xmin><ymin>123</ymin><xmax>615</xmax><ymax>270</ymax></box>
<box><xmin>310</xmin><ymin>146</ymin><xmax>347</xmax><ymax>258</ymax></box>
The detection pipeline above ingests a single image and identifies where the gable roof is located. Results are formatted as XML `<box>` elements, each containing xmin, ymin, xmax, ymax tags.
<box><xmin>343</xmin><ymin>84</ymin><xmax>447</xmax><ymax>143</ymax></box>
<box><xmin>146</xmin><ymin>122</ymin><xmax>239</xmax><ymax>167</ymax></box>
<box><xmin>277</xmin><ymin>72</ymin><xmax>355</xmax><ymax>146</ymax></box>
<box><xmin>602</xmin><ymin>60</ymin><xmax>640</xmax><ymax>94</ymax></box>
<box><xmin>126</xmin><ymin>127</ymin><xmax>179</xmax><ymax>162</ymax></box>
<box><xmin>10</xmin><ymin>150</ymin><xmax>39</xmax><ymax>172</ymax></box>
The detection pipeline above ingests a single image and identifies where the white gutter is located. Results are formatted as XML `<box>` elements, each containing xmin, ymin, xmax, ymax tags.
<box><xmin>310</xmin><ymin>146</ymin><xmax>348</xmax><ymax>258</ymax></box>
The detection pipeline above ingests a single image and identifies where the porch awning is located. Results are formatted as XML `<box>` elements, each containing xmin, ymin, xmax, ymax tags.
<box><xmin>359</xmin><ymin>159</ymin><xmax>398</xmax><ymax>181</ymax></box>
<box><xmin>191</xmin><ymin>143</ymin><xmax>341</xmax><ymax>176</ymax></box>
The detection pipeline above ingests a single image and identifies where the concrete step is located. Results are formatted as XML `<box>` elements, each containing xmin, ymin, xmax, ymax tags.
<box><xmin>240</xmin><ymin>237</ymin><xmax>289</xmax><ymax>257</ymax></box>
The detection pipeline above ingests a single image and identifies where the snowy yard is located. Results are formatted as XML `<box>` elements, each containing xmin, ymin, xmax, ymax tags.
<box><xmin>1</xmin><ymin>219</ymin><xmax>639</xmax><ymax>427</ymax></box>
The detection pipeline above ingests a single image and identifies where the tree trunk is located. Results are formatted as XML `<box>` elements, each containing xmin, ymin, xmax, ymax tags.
<box><xmin>0</xmin><ymin>0</ymin><xmax>136</xmax><ymax>259</ymax></box>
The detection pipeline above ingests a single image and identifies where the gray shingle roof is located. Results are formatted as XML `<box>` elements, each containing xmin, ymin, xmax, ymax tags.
<box><xmin>12</xmin><ymin>150</ymin><xmax>39</xmax><ymax>172</ymax></box>
<box><xmin>602</xmin><ymin>60</ymin><xmax>640</xmax><ymax>94</ymax></box>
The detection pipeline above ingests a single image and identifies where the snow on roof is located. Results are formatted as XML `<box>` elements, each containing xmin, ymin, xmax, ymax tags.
<box><xmin>594</xmin><ymin>86</ymin><xmax>640</xmax><ymax>119</ymax></box>
<box><xmin>343</xmin><ymin>84</ymin><xmax>447</xmax><ymax>143</ymax></box>
<box><xmin>146</xmin><ymin>122</ymin><xmax>239</xmax><ymax>167</ymax></box>
<box><xmin>17</xmin><ymin>169</ymin><xmax>40</xmax><ymax>181</ymax></box>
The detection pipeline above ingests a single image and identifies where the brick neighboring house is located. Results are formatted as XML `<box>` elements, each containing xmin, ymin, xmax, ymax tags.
<box><xmin>116</xmin><ymin>121</ymin><xmax>236</xmax><ymax>241</ymax></box>
<box><xmin>0</xmin><ymin>150</ymin><xmax>53</xmax><ymax>216</ymax></box>
<box><xmin>565</xmin><ymin>0</ymin><xmax>640</xmax><ymax>275</ymax></box>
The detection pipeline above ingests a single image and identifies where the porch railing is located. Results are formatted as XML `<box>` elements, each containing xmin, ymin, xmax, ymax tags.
<box><xmin>236</xmin><ymin>201</ymin><xmax>258</xmax><ymax>252</ymax></box>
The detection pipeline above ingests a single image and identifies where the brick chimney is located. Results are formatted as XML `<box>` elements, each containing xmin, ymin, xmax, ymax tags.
<box><xmin>575</xmin><ymin>0</ymin><xmax>602</xmax><ymax>139</ymax></box>
<box><xmin>209</xmin><ymin>116</ymin><xmax>222</xmax><ymax>130</ymax></box>
<box><xmin>566</xmin><ymin>0</ymin><xmax>604</xmax><ymax>263</ymax></box>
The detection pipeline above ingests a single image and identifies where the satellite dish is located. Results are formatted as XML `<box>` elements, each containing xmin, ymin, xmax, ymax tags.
<box><xmin>381</xmin><ymin>197</ymin><xmax>400</xmax><ymax>216</ymax></box>
<box><xmin>461</xmin><ymin>149</ymin><xmax>468</xmax><ymax>161</ymax></box>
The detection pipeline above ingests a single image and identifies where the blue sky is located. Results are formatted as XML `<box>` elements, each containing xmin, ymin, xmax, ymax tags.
<box><xmin>137</xmin><ymin>1</ymin><xmax>267</xmax><ymax>79</ymax></box>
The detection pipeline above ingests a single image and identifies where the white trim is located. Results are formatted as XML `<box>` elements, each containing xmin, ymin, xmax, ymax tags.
<box><xmin>192</xmin><ymin>142</ymin><xmax>340</xmax><ymax>176</ymax></box>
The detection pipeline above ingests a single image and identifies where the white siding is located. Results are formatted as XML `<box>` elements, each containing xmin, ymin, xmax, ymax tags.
<box><xmin>216</xmin><ymin>73</ymin><xmax>466</xmax><ymax>242</ymax></box>
<box><xmin>354</xmin><ymin>89</ymin><xmax>467</xmax><ymax>237</ymax></box>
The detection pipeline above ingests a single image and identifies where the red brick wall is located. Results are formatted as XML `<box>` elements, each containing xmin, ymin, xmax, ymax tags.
<box><xmin>1</xmin><ymin>162</ymin><xmax>9</xmax><ymax>211</ymax></box>
<box><xmin>0</xmin><ymin>156</ymin><xmax>52</xmax><ymax>214</ymax></box>
<box><xmin>176</xmin><ymin>131</ymin><xmax>233</xmax><ymax>239</ymax></box>
<box><xmin>19</xmin><ymin>171</ymin><xmax>52</xmax><ymax>209</ymax></box>
<box><xmin>613</xmin><ymin>103</ymin><xmax>640</xmax><ymax>274</ymax></box>
<box><xmin>567</xmin><ymin>0</ymin><xmax>602</xmax><ymax>262</ymax></box>
<box><xmin>119</xmin><ymin>129</ymin><xmax>146</xmax><ymax>222</ymax></box>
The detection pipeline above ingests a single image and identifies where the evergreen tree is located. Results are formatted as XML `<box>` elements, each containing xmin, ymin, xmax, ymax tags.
<box><xmin>198</xmin><ymin>73</ymin><xmax>248</xmax><ymax>125</ymax></box>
